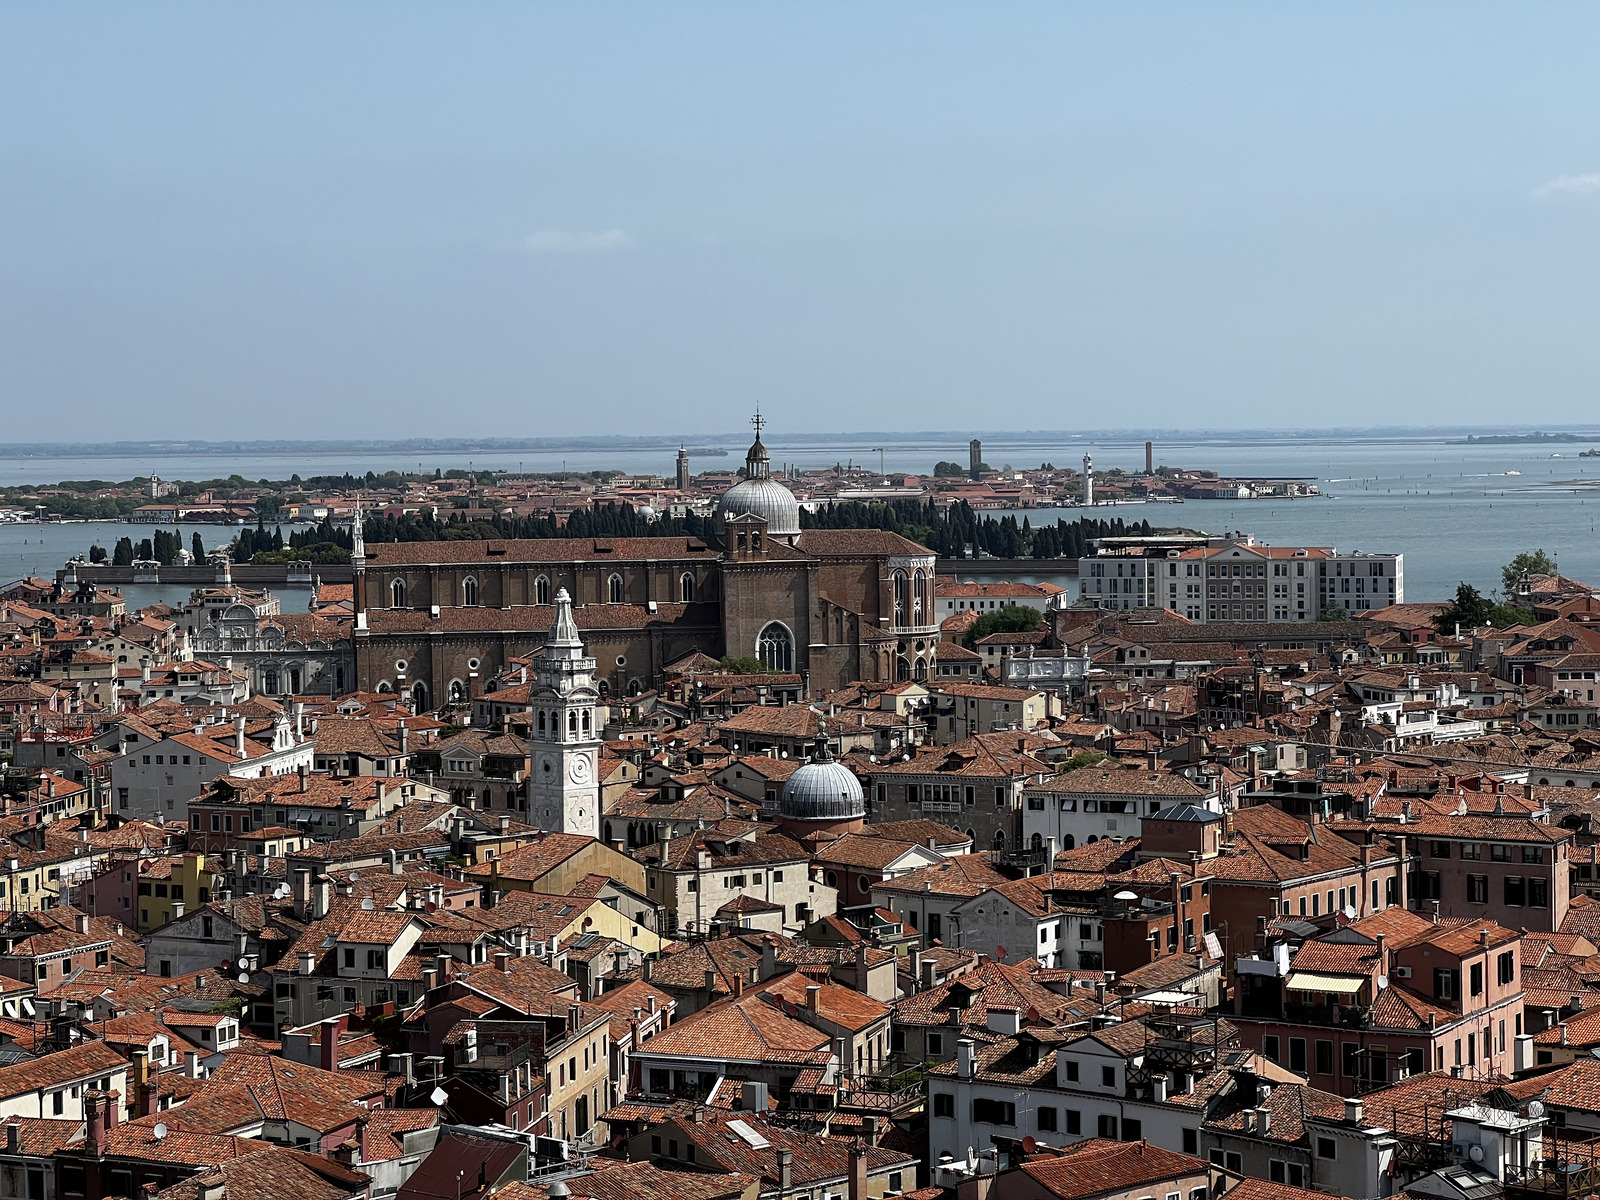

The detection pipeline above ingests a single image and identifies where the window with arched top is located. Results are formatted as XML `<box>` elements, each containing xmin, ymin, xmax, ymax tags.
<box><xmin>535</xmin><ymin>575</ymin><xmax>550</xmax><ymax>605</ymax></box>
<box><xmin>608</xmin><ymin>574</ymin><xmax>624</xmax><ymax>604</ymax></box>
<box><xmin>912</xmin><ymin>568</ymin><xmax>925</xmax><ymax>622</ymax></box>
<box><xmin>893</xmin><ymin>571</ymin><xmax>908</xmax><ymax>621</ymax></box>
<box><xmin>568</xmin><ymin>711</ymin><xmax>578</xmax><ymax>734</ymax></box>
<box><xmin>449</xmin><ymin>680</ymin><xmax>465</xmax><ymax>702</ymax></box>
<box><xmin>462</xmin><ymin>577</ymin><xmax>478</xmax><ymax>606</ymax></box>
<box><xmin>757</xmin><ymin>622</ymin><xmax>794</xmax><ymax>673</ymax></box>
<box><xmin>537</xmin><ymin>711</ymin><xmax>546</xmax><ymax>737</ymax></box>
<box><xmin>680</xmin><ymin>573</ymin><xmax>695</xmax><ymax>603</ymax></box>
<box><xmin>409</xmin><ymin>682</ymin><xmax>428</xmax><ymax>712</ymax></box>
<box><xmin>390</xmin><ymin>579</ymin><xmax>406</xmax><ymax>608</ymax></box>
<box><xmin>263</xmin><ymin>670</ymin><xmax>279</xmax><ymax>695</ymax></box>
<box><xmin>581</xmin><ymin>710</ymin><xmax>591</xmax><ymax>734</ymax></box>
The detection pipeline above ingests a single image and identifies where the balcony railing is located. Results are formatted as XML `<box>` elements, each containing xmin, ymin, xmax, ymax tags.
<box><xmin>1284</xmin><ymin>1001</ymin><xmax>1370</xmax><ymax>1028</ymax></box>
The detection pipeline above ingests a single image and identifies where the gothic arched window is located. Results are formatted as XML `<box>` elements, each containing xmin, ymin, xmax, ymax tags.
<box><xmin>757</xmin><ymin>622</ymin><xmax>794</xmax><ymax>673</ymax></box>
<box><xmin>449</xmin><ymin>680</ymin><xmax>465</xmax><ymax>702</ymax></box>
<box><xmin>892</xmin><ymin>571</ymin><xmax>908</xmax><ymax>622</ymax></box>
<box><xmin>680</xmin><ymin>573</ymin><xmax>694</xmax><ymax>603</ymax></box>
<box><xmin>390</xmin><ymin>579</ymin><xmax>406</xmax><ymax>608</ymax></box>
<box><xmin>608</xmin><ymin>574</ymin><xmax>624</xmax><ymax>604</ymax></box>
<box><xmin>410</xmin><ymin>681</ymin><xmax>428</xmax><ymax>712</ymax></box>
<box><xmin>535</xmin><ymin>575</ymin><xmax>550</xmax><ymax>605</ymax></box>
<box><xmin>912</xmin><ymin>569</ymin><xmax>925</xmax><ymax>623</ymax></box>
<box><xmin>462</xmin><ymin>577</ymin><xmax>478</xmax><ymax>606</ymax></box>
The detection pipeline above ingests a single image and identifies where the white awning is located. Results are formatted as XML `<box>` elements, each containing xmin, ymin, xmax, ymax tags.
<box><xmin>1286</xmin><ymin>971</ymin><xmax>1365</xmax><ymax>995</ymax></box>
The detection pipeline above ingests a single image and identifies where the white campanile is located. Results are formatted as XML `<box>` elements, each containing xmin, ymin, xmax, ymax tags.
<box><xmin>528</xmin><ymin>588</ymin><xmax>600</xmax><ymax>837</ymax></box>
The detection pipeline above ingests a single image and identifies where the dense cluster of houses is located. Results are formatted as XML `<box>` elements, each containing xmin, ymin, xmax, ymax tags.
<box><xmin>0</xmin><ymin>556</ymin><xmax>1599</xmax><ymax>1200</ymax></box>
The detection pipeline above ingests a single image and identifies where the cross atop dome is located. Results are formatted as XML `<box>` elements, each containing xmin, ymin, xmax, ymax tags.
<box><xmin>750</xmin><ymin>406</ymin><xmax>764</xmax><ymax>441</ymax></box>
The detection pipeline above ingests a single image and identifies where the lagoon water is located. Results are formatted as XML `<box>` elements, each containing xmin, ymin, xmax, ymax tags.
<box><xmin>0</xmin><ymin>522</ymin><xmax>318</xmax><ymax>612</ymax></box>
<box><xmin>0</xmin><ymin>434</ymin><xmax>1596</xmax><ymax>607</ymax></box>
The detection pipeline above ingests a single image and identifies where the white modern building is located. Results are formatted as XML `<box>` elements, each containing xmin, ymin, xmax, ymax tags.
<box><xmin>1077</xmin><ymin>533</ymin><xmax>1402</xmax><ymax>623</ymax></box>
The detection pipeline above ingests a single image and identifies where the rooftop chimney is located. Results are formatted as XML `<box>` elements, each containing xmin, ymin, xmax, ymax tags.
<box><xmin>956</xmin><ymin>1037</ymin><xmax>977</xmax><ymax>1079</ymax></box>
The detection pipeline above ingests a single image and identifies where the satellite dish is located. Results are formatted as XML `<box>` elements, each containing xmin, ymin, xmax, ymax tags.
<box><xmin>348</xmin><ymin>872</ymin><xmax>358</xmax><ymax>882</ymax></box>
<box><xmin>995</xmin><ymin>945</ymin><xmax>1008</xmax><ymax>959</ymax></box>
<box><xmin>361</xmin><ymin>898</ymin><xmax>375</xmax><ymax>911</ymax></box>
<box><xmin>220</xmin><ymin>960</ymin><xmax>231</xmax><ymax>972</ymax></box>
<box><xmin>237</xmin><ymin>972</ymin><xmax>249</xmax><ymax>984</ymax></box>
<box><xmin>1022</xmin><ymin>1136</ymin><xmax>1037</xmax><ymax>1154</ymax></box>
<box><xmin>430</xmin><ymin>1086</ymin><xmax>449</xmax><ymax>1107</ymax></box>
<box><xmin>1527</xmin><ymin>1100</ymin><xmax>1546</xmax><ymax>1119</ymax></box>
<box><xmin>1114</xmin><ymin>890</ymin><xmax>1139</xmax><ymax>902</ymax></box>
<box><xmin>152</xmin><ymin>1123</ymin><xmax>168</xmax><ymax>1141</ymax></box>
<box><xmin>1377</xmin><ymin>975</ymin><xmax>1389</xmax><ymax>990</ymax></box>
<box><xmin>1344</xmin><ymin>905</ymin><xmax>1357</xmax><ymax>920</ymax></box>
<box><xmin>1469</xmin><ymin>1145</ymin><xmax>1485</xmax><ymax>1163</ymax></box>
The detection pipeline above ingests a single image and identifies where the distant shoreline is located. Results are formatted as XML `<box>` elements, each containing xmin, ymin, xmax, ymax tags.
<box><xmin>7</xmin><ymin>425</ymin><xmax>1600</xmax><ymax>458</ymax></box>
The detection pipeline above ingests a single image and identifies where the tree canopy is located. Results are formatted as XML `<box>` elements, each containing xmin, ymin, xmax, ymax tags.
<box><xmin>962</xmin><ymin>603</ymin><xmax>1044</xmax><ymax>648</ymax></box>
<box><xmin>1503</xmin><ymin>549</ymin><xmax>1557</xmax><ymax>599</ymax></box>
<box><xmin>1433</xmin><ymin>582</ymin><xmax>1537</xmax><ymax>633</ymax></box>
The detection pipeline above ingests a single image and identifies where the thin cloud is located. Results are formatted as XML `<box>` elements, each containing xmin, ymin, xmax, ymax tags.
<box><xmin>1533</xmin><ymin>173</ymin><xmax>1600</xmax><ymax>199</ymax></box>
<box><xmin>523</xmin><ymin>229</ymin><xmax>634</xmax><ymax>254</ymax></box>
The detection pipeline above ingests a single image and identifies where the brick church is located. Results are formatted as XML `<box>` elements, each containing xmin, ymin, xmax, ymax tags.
<box><xmin>351</xmin><ymin>418</ymin><xmax>938</xmax><ymax>705</ymax></box>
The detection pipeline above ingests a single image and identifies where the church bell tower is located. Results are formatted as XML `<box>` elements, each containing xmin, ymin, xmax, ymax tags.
<box><xmin>528</xmin><ymin>588</ymin><xmax>600</xmax><ymax>838</ymax></box>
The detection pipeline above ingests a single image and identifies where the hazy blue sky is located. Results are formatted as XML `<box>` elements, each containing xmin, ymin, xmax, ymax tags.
<box><xmin>5</xmin><ymin>4</ymin><xmax>1600</xmax><ymax>441</ymax></box>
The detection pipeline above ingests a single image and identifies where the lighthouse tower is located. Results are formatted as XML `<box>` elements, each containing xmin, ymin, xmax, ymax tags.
<box><xmin>1083</xmin><ymin>454</ymin><xmax>1094</xmax><ymax>507</ymax></box>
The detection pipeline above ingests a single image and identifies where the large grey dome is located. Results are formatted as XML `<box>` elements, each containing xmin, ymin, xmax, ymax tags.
<box><xmin>780</xmin><ymin>759</ymin><xmax>866</xmax><ymax>821</ymax></box>
<box><xmin>717</xmin><ymin>422</ymin><xmax>802</xmax><ymax>538</ymax></box>
<box><xmin>717</xmin><ymin>476</ymin><xmax>801</xmax><ymax>537</ymax></box>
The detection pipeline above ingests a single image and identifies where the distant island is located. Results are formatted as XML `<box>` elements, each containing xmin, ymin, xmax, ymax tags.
<box><xmin>1454</xmin><ymin>431</ymin><xmax>1594</xmax><ymax>445</ymax></box>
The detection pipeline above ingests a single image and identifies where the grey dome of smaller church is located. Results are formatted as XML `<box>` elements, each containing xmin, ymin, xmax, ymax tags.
<box><xmin>780</xmin><ymin>758</ymin><xmax>866</xmax><ymax>821</ymax></box>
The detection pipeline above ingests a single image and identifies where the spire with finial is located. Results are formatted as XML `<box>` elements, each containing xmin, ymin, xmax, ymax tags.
<box><xmin>547</xmin><ymin>588</ymin><xmax>584</xmax><ymax>657</ymax></box>
<box><xmin>745</xmin><ymin>407</ymin><xmax>771</xmax><ymax>481</ymax></box>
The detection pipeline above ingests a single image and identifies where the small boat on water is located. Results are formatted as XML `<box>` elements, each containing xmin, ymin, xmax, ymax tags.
<box><xmin>1581</xmin><ymin>449</ymin><xmax>1600</xmax><ymax>458</ymax></box>
<box><xmin>1505</xmin><ymin>470</ymin><xmax>1522</xmax><ymax>476</ymax></box>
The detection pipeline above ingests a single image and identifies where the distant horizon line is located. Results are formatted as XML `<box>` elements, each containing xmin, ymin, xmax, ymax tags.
<box><xmin>5</xmin><ymin>423</ymin><xmax>1600</xmax><ymax>459</ymax></box>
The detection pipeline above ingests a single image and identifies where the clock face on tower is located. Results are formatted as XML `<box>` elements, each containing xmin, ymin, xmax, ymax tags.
<box><xmin>568</xmin><ymin>755</ymin><xmax>592</xmax><ymax>785</ymax></box>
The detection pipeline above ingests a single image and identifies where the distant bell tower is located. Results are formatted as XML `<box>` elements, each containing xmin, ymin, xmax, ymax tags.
<box><xmin>527</xmin><ymin>589</ymin><xmax>600</xmax><ymax>838</ymax></box>
<box><xmin>1083</xmin><ymin>454</ymin><xmax>1094</xmax><ymax>507</ymax></box>
<box><xmin>352</xmin><ymin>493</ymin><xmax>368</xmax><ymax>633</ymax></box>
<box><xmin>676</xmin><ymin>445</ymin><xmax>690</xmax><ymax>491</ymax></box>
<box><xmin>969</xmin><ymin>439</ymin><xmax>982</xmax><ymax>481</ymax></box>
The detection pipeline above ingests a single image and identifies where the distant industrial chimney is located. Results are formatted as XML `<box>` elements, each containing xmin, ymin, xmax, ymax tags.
<box><xmin>1146</xmin><ymin>440</ymin><xmax>1154</xmax><ymax>475</ymax></box>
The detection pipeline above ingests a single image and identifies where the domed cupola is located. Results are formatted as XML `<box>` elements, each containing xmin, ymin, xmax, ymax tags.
<box><xmin>781</xmin><ymin>758</ymin><xmax>866</xmax><ymax>822</ymax></box>
<box><xmin>716</xmin><ymin>410</ymin><xmax>801</xmax><ymax>538</ymax></box>
<box><xmin>776</xmin><ymin>734</ymin><xmax>866</xmax><ymax>836</ymax></box>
